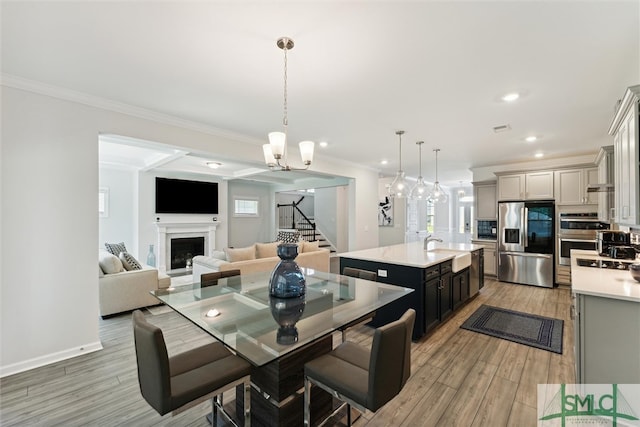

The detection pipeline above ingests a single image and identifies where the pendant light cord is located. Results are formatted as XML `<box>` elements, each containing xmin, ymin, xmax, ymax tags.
<box><xmin>419</xmin><ymin>142</ymin><xmax>422</xmax><ymax>177</ymax></box>
<box><xmin>283</xmin><ymin>44</ymin><xmax>288</xmax><ymax>127</ymax></box>
<box><xmin>434</xmin><ymin>148</ymin><xmax>440</xmax><ymax>183</ymax></box>
<box><xmin>282</xmin><ymin>43</ymin><xmax>289</xmax><ymax>161</ymax></box>
<box><xmin>398</xmin><ymin>133</ymin><xmax>402</xmax><ymax>171</ymax></box>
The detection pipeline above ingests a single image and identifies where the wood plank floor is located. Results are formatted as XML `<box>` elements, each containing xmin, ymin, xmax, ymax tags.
<box><xmin>0</xmin><ymin>277</ymin><xmax>574</xmax><ymax>426</ymax></box>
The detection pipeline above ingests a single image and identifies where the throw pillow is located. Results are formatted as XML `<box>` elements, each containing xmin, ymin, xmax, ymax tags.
<box><xmin>277</xmin><ymin>231</ymin><xmax>300</xmax><ymax>244</ymax></box>
<box><xmin>99</xmin><ymin>251</ymin><xmax>125</xmax><ymax>274</ymax></box>
<box><xmin>105</xmin><ymin>241</ymin><xmax>127</xmax><ymax>256</ymax></box>
<box><xmin>224</xmin><ymin>244</ymin><xmax>256</xmax><ymax>263</ymax></box>
<box><xmin>119</xmin><ymin>251</ymin><xmax>142</xmax><ymax>271</ymax></box>
<box><xmin>302</xmin><ymin>240</ymin><xmax>320</xmax><ymax>252</ymax></box>
<box><xmin>256</xmin><ymin>241</ymin><xmax>281</xmax><ymax>258</ymax></box>
<box><xmin>210</xmin><ymin>250</ymin><xmax>227</xmax><ymax>260</ymax></box>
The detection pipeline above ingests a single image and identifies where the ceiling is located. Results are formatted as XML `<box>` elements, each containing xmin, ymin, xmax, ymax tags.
<box><xmin>2</xmin><ymin>1</ymin><xmax>639</xmax><ymax>187</ymax></box>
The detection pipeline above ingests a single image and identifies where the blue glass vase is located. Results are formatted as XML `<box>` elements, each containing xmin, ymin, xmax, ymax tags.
<box><xmin>269</xmin><ymin>243</ymin><xmax>306</xmax><ymax>298</ymax></box>
<box><xmin>270</xmin><ymin>295</ymin><xmax>306</xmax><ymax>345</ymax></box>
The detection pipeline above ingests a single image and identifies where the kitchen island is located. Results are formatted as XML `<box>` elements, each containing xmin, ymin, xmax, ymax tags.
<box><xmin>570</xmin><ymin>249</ymin><xmax>640</xmax><ymax>383</ymax></box>
<box><xmin>339</xmin><ymin>241</ymin><xmax>485</xmax><ymax>340</ymax></box>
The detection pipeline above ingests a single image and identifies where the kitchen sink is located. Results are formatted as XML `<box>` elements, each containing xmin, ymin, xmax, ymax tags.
<box><xmin>426</xmin><ymin>249</ymin><xmax>472</xmax><ymax>272</ymax></box>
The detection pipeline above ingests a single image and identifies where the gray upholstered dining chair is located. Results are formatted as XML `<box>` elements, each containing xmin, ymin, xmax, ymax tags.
<box><xmin>132</xmin><ymin>310</ymin><xmax>251</xmax><ymax>426</ymax></box>
<box><xmin>303</xmin><ymin>308</ymin><xmax>415</xmax><ymax>427</ymax></box>
<box><xmin>338</xmin><ymin>267</ymin><xmax>378</xmax><ymax>342</ymax></box>
<box><xmin>200</xmin><ymin>269</ymin><xmax>242</xmax><ymax>287</ymax></box>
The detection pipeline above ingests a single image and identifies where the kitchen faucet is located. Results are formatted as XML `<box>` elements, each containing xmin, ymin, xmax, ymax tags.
<box><xmin>424</xmin><ymin>234</ymin><xmax>443</xmax><ymax>250</ymax></box>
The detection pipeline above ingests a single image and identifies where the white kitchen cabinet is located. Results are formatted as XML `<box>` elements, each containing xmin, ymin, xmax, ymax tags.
<box><xmin>574</xmin><ymin>292</ymin><xmax>640</xmax><ymax>383</ymax></box>
<box><xmin>497</xmin><ymin>171</ymin><xmax>553</xmax><ymax>201</ymax></box>
<box><xmin>474</xmin><ymin>181</ymin><xmax>497</xmax><ymax>219</ymax></box>
<box><xmin>610</xmin><ymin>85</ymin><xmax>640</xmax><ymax>226</ymax></box>
<box><xmin>471</xmin><ymin>240</ymin><xmax>496</xmax><ymax>276</ymax></box>
<box><xmin>595</xmin><ymin>146</ymin><xmax>614</xmax><ymax>222</ymax></box>
<box><xmin>554</xmin><ymin>167</ymin><xmax>598</xmax><ymax>205</ymax></box>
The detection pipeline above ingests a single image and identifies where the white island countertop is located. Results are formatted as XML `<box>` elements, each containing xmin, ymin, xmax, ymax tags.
<box><xmin>571</xmin><ymin>249</ymin><xmax>640</xmax><ymax>303</ymax></box>
<box><xmin>339</xmin><ymin>241</ymin><xmax>484</xmax><ymax>269</ymax></box>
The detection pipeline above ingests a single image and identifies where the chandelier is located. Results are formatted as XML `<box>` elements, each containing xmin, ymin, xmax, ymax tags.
<box><xmin>410</xmin><ymin>141</ymin><xmax>428</xmax><ymax>199</ymax></box>
<box><xmin>389</xmin><ymin>131</ymin><xmax>410</xmax><ymax>198</ymax></box>
<box><xmin>263</xmin><ymin>37</ymin><xmax>314</xmax><ymax>171</ymax></box>
<box><xmin>428</xmin><ymin>148</ymin><xmax>448</xmax><ymax>204</ymax></box>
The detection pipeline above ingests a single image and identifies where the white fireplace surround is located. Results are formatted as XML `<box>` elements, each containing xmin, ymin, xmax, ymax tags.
<box><xmin>155</xmin><ymin>222</ymin><xmax>219</xmax><ymax>272</ymax></box>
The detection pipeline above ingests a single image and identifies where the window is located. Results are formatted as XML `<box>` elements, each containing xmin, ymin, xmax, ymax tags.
<box><xmin>99</xmin><ymin>187</ymin><xmax>109</xmax><ymax>218</ymax></box>
<box><xmin>234</xmin><ymin>198</ymin><xmax>259</xmax><ymax>217</ymax></box>
<box><xmin>426</xmin><ymin>201</ymin><xmax>435</xmax><ymax>233</ymax></box>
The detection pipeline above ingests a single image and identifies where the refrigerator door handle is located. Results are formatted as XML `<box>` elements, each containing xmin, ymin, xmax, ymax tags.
<box><xmin>523</xmin><ymin>207</ymin><xmax>529</xmax><ymax>247</ymax></box>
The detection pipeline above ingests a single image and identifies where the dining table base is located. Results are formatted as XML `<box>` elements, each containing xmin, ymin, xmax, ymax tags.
<box><xmin>236</xmin><ymin>335</ymin><xmax>333</xmax><ymax>427</ymax></box>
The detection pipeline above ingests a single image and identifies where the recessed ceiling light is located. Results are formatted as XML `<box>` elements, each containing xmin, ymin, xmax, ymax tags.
<box><xmin>319</xmin><ymin>141</ymin><xmax>328</xmax><ymax>148</ymax></box>
<box><xmin>502</xmin><ymin>93</ymin><xmax>520</xmax><ymax>102</ymax></box>
<box><xmin>535</xmin><ymin>152</ymin><xmax>544</xmax><ymax>158</ymax></box>
<box><xmin>206</xmin><ymin>161</ymin><xmax>222</xmax><ymax>169</ymax></box>
<box><xmin>380</xmin><ymin>160</ymin><xmax>388</xmax><ymax>165</ymax></box>
<box><xmin>526</xmin><ymin>136</ymin><xmax>538</xmax><ymax>143</ymax></box>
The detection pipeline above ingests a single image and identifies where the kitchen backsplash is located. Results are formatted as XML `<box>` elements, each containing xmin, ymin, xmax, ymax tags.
<box><xmin>477</xmin><ymin>220</ymin><xmax>497</xmax><ymax>240</ymax></box>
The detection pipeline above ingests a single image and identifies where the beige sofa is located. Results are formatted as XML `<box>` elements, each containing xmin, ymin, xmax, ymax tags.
<box><xmin>192</xmin><ymin>241</ymin><xmax>330</xmax><ymax>279</ymax></box>
<box><xmin>98</xmin><ymin>250</ymin><xmax>171</xmax><ymax>317</ymax></box>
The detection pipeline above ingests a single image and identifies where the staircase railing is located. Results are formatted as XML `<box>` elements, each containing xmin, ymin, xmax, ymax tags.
<box><xmin>277</xmin><ymin>197</ymin><xmax>316</xmax><ymax>241</ymax></box>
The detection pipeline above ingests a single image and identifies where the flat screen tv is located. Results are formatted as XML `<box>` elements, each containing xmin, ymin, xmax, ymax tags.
<box><xmin>155</xmin><ymin>177</ymin><xmax>219</xmax><ymax>214</ymax></box>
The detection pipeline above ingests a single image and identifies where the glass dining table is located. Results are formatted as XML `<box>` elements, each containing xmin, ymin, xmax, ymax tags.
<box><xmin>152</xmin><ymin>268</ymin><xmax>413</xmax><ymax>426</ymax></box>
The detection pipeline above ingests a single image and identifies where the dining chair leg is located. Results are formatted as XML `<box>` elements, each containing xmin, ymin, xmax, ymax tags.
<box><xmin>210</xmin><ymin>397</ymin><xmax>216</xmax><ymax>426</ymax></box>
<box><xmin>347</xmin><ymin>403</ymin><xmax>352</xmax><ymax>427</ymax></box>
<box><xmin>243</xmin><ymin>377</ymin><xmax>251</xmax><ymax>427</ymax></box>
<box><xmin>304</xmin><ymin>376</ymin><xmax>311</xmax><ymax>426</ymax></box>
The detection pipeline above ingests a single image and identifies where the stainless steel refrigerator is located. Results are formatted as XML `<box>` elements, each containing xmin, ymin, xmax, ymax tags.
<box><xmin>498</xmin><ymin>200</ymin><xmax>555</xmax><ymax>288</ymax></box>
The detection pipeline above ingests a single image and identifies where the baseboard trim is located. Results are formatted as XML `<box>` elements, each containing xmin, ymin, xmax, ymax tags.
<box><xmin>0</xmin><ymin>341</ymin><xmax>103</xmax><ymax>378</ymax></box>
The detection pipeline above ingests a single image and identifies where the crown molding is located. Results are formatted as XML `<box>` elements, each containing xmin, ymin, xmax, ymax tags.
<box><xmin>1</xmin><ymin>73</ymin><xmax>379</xmax><ymax>176</ymax></box>
<box><xmin>0</xmin><ymin>73</ymin><xmax>263</xmax><ymax>145</ymax></box>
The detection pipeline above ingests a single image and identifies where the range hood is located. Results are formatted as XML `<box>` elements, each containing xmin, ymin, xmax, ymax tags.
<box><xmin>586</xmin><ymin>183</ymin><xmax>615</xmax><ymax>193</ymax></box>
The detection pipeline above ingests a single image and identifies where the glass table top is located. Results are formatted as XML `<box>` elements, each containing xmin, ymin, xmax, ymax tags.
<box><xmin>152</xmin><ymin>269</ymin><xmax>413</xmax><ymax>366</ymax></box>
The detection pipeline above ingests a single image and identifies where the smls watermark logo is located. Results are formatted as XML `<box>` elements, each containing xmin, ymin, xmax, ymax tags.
<box><xmin>538</xmin><ymin>384</ymin><xmax>640</xmax><ymax>426</ymax></box>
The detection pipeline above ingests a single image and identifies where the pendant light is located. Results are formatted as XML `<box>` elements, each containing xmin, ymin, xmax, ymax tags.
<box><xmin>457</xmin><ymin>181</ymin><xmax>466</xmax><ymax>199</ymax></box>
<box><xmin>410</xmin><ymin>141</ymin><xmax>428</xmax><ymax>199</ymax></box>
<box><xmin>389</xmin><ymin>130</ymin><xmax>409</xmax><ymax>198</ymax></box>
<box><xmin>262</xmin><ymin>37</ymin><xmax>314</xmax><ymax>171</ymax></box>
<box><xmin>427</xmin><ymin>148</ymin><xmax>448</xmax><ymax>204</ymax></box>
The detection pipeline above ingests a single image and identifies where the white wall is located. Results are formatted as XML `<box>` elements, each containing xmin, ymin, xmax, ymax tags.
<box><xmin>313</xmin><ymin>187</ymin><xmax>338</xmax><ymax>248</ymax></box>
<box><xmin>99</xmin><ymin>167</ymin><xmax>136</xmax><ymax>253</ymax></box>
<box><xmin>0</xmin><ymin>84</ymin><xmax>380</xmax><ymax>376</ymax></box>
<box><xmin>228</xmin><ymin>180</ymin><xmax>275</xmax><ymax>247</ymax></box>
<box><xmin>378</xmin><ymin>176</ymin><xmax>407</xmax><ymax>246</ymax></box>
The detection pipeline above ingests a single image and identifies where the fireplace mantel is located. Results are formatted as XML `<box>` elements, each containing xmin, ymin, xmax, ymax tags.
<box><xmin>155</xmin><ymin>221</ymin><xmax>220</xmax><ymax>272</ymax></box>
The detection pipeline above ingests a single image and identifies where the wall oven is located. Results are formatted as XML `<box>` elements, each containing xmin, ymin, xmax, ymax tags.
<box><xmin>557</xmin><ymin>212</ymin><xmax>608</xmax><ymax>266</ymax></box>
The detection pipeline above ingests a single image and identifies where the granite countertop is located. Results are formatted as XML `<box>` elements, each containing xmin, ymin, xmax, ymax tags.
<box><xmin>571</xmin><ymin>249</ymin><xmax>640</xmax><ymax>303</ymax></box>
<box><xmin>338</xmin><ymin>241</ymin><xmax>484</xmax><ymax>269</ymax></box>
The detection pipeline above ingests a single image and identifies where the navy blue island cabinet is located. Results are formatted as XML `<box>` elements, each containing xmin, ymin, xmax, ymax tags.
<box><xmin>339</xmin><ymin>257</ymin><xmax>455</xmax><ymax>341</ymax></box>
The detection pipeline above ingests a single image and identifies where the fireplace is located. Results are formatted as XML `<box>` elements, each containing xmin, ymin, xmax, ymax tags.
<box><xmin>170</xmin><ymin>237</ymin><xmax>205</xmax><ymax>270</ymax></box>
<box><xmin>155</xmin><ymin>221</ymin><xmax>220</xmax><ymax>273</ymax></box>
